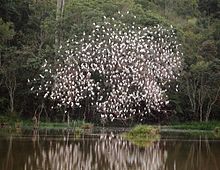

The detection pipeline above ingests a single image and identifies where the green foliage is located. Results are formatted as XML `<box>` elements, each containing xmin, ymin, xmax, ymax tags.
<box><xmin>0</xmin><ymin>0</ymin><xmax>219</xmax><ymax>124</ymax></box>
<box><xmin>0</xmin><ymin>115</ymin><xmax>25</xmax><ymax>128</ymax></box>
<box><xmin>125</xmin><ymin>125</ymin><xmax>159</xmax><ymax>137</ymax></box>
<box><xmin>198</xmin><ymin>0</ymin><xmax>220</xmax><ymax>18</ymax></box>
<box><xmin>213</xmin><ymin>126</ymin><xmax>220</xmax><ymax>137</ymax></box>
<box><xmin>213</xmin><ymin>126</ymin><xmax>220</xmax><ymax>133</ymax></box>
<box><xmin>190</xmin><ymin>60</ymin><xmax>210</xmax><ymax>72</ymax></box>
<box><xmin>123</xmin><ymin>125</ymin><xmax>160</xmax><ymax>147</ymax></box>
<box><xmin>168</xmin><ymin>121</ymin><xmax>220</xmax><ymax>130</ymax></box>
<box><xmin>0</xmin><ymin>18</ymin><xmax>15</xmax><ymax>43</ymax></box>
<box><xmin>199</xmin><ymin>40</ymin><xmax>218</xmax><ymax>59</ymax></box>
<box><xmin>37</xmin><ymin>120</ymin><xmax>93</xmax><ymax>130</ymax></box>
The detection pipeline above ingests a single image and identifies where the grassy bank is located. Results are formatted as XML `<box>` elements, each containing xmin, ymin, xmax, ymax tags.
<box><xmin>166</xmin><ymin>121</ymin><xmax>220</xmax><ymax>131</ymax></box>
<box><xmin>1</xmin><ymin>115</ymin><xmax>220</xmax><ymax>132</ymax></box>
<box><xmin>0</xmin><ymin>115</ymin><xmax>93</xmax><ymax>130</ymax></box>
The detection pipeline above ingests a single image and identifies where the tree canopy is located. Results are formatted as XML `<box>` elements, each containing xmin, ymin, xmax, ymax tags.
<box><xmin>0</xmin><ymin>0</ymin><xmax>219</xmax><ymax>124</ymax></box>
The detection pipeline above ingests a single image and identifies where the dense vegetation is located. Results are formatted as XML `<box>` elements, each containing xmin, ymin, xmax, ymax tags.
<box><xmin>0</xmin><ymin>0</ymin><xmax>219</xmax><ymax>125</ymax></box>
<box><xmin>123</xmin><ymin>124</ymin><xmax>160</xmax><ymax>147</ymax></box>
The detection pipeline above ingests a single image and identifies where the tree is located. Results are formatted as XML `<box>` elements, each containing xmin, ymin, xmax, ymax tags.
<box><xmin>198</xmin><ymin>0</ymin><xmax>220</xmax><ymax>18</ymax></box>
<box><xmin>184</xmin><ymin>58</ymin><xmax>220</xmax><ymax>122</ymax></box>
<box><xmin>0</xmin><ymin>47</ymin><xmax>21</xmax><ymax>114</ymax></box>
<box><xmin>0</xmin><ymin>18</ymin><xmax>16</xmax><ymax>113</ymax></box>
<box><xmin>0</xmin><ymin>0</ymin><xmax>57</xmax><ymax>116</ymax></box>
<box><xmin>0</xmin><ymin>18</ymin><xmax>15</xmax><ymax>84</ymax></box>
<box><xmin>34</xmin><ymin>14</ymin><xmax>183</xmax><ymax>122</ymax></box>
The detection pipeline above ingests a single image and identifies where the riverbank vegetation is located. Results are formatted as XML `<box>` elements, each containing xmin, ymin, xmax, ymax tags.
<box><xmin>0</xmin><ymin>115</ymin><xmax>92</xmax><ymax>130</ymax></box>
<box><xmin>167</xmin><ymin>121</ymin><xmax>220</xmax><ymax>131</ymax></box>
<box><xmin>1</xmin><ymin>114</ymin><xmax>220</xmax><ymax>133</ymax></box>
<box><xmin>0</xmin><ymin>0</ymin><xmax>219</xmax><ymax>125</ymax></box>
<box><xmin>123</xmin><ymin>125</ymin><xmax>160</xmax><ymax>147</ymax></box>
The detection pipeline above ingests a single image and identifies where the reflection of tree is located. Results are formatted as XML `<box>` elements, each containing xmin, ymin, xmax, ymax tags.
<box><xmin>24</xmin><ymin>132</ymin><xmax>167</xmax><ymax>170</ymax></box>
<box><xmin>2</xmin><ymin>131</ymin><xmax>220</xmax><ymax>170</ymax></box>
<box><xmin>184</xmin><ymin>136</ymin><xmax>219</xmax><ymax>170</ymax></box>
<box><xmin>165</xmin><ymin>135</ymin><xmax>220</xmax><ymax>170</ymax></box>
<box><xmin>5</xmin><ymin>136</ymin><xmax>13</xmax><ymax>170</ymax></box>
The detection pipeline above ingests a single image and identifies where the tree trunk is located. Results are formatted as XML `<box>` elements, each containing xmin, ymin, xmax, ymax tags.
<box><xmin>5</xmin><ymin>71</ymin><xmax>16</xmax><ymax>114</ymax></box>
<box><xmin>67</xmin><ymin>112</ymin><xmax>70</xmax><ymax>127</ymax></box>
<box><xmin>198</xmin><ymin>75</ymin><xmax>206</xmax><ymax>122</ymax></box>
<box><xmin>0</xmin><ymin>51</ymin><xmax>1</xmax><ymax>67</ymax></box>
<box><xmin>9</xmin><ymin>91</ymin><xmax>14</xmax><ymax>113</ymax></box>
<box><xmin>186</xmin><ymin>77</ymin><xmax>198</xmax><ymax>119</ymax></box>
<box><xmin>55</xmin><ymin>0</ymin><xmax>65</xmax><ymax>52</ymax></box>
<box><xmin>205</xmin><ymin>87</ymin><xmax>220</xmax><ymax>122</ymax></box>
<box><xmin>6</xmin><ymin>135</ymin><xmax>13</xmax><ymax>170</ymax></box>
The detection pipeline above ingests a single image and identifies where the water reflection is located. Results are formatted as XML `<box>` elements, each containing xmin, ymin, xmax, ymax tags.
<box><xmin>164</xmin><ymin>136</ymin><xmax>220</xmax><ymax>170</ymax></box>
<box><xmin>0</xmin><ymin>130</ymin><xmax>220</xmax><ymax>170</ymax></box>
<box><xmin>25</xmin><ymin>131</ymin><xmax>167</xmax><ymax>170</ymax></box>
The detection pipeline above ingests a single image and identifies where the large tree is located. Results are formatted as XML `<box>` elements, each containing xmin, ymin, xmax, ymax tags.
<box><xmin>34</xmin><ymin>14</ymin><xmax>183</xmax><ymax>122</ymax></box>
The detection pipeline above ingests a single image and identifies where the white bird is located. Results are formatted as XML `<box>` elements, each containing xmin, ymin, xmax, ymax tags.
<box><xmin>35</xmin><ymin>12</ymin><xmax>183</xmax><ymax>122</ymax></box>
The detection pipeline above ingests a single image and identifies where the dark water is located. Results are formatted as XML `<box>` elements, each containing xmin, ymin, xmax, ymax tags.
<box><xmin>0</xmin><ymin>128</ymin><xmax>220</xmax><ymax>170</ymax></box>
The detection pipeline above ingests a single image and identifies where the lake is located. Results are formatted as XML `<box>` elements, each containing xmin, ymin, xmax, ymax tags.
<box><xmin>0</xmin><ymin>128</ymin><xmax>220</xmax><ymax>170</ymax></box>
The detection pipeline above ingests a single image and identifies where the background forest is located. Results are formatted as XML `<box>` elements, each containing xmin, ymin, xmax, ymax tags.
<box><xmin>0</xmin><ymin>0</ymin><xmax>219</xmax><ymax>124</ymax></box>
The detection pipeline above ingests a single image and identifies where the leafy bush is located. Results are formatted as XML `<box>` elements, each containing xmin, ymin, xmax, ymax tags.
<box><xmin>123</xmin><ymin>125</ymin><xmax>160</xmax><ymax>147</ymax></box>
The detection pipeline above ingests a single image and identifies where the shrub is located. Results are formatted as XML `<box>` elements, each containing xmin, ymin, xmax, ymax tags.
<box><xmin>123</xmin><ymin>124</ymin><xmax>160</xmax><ymax>147</ymax></box>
